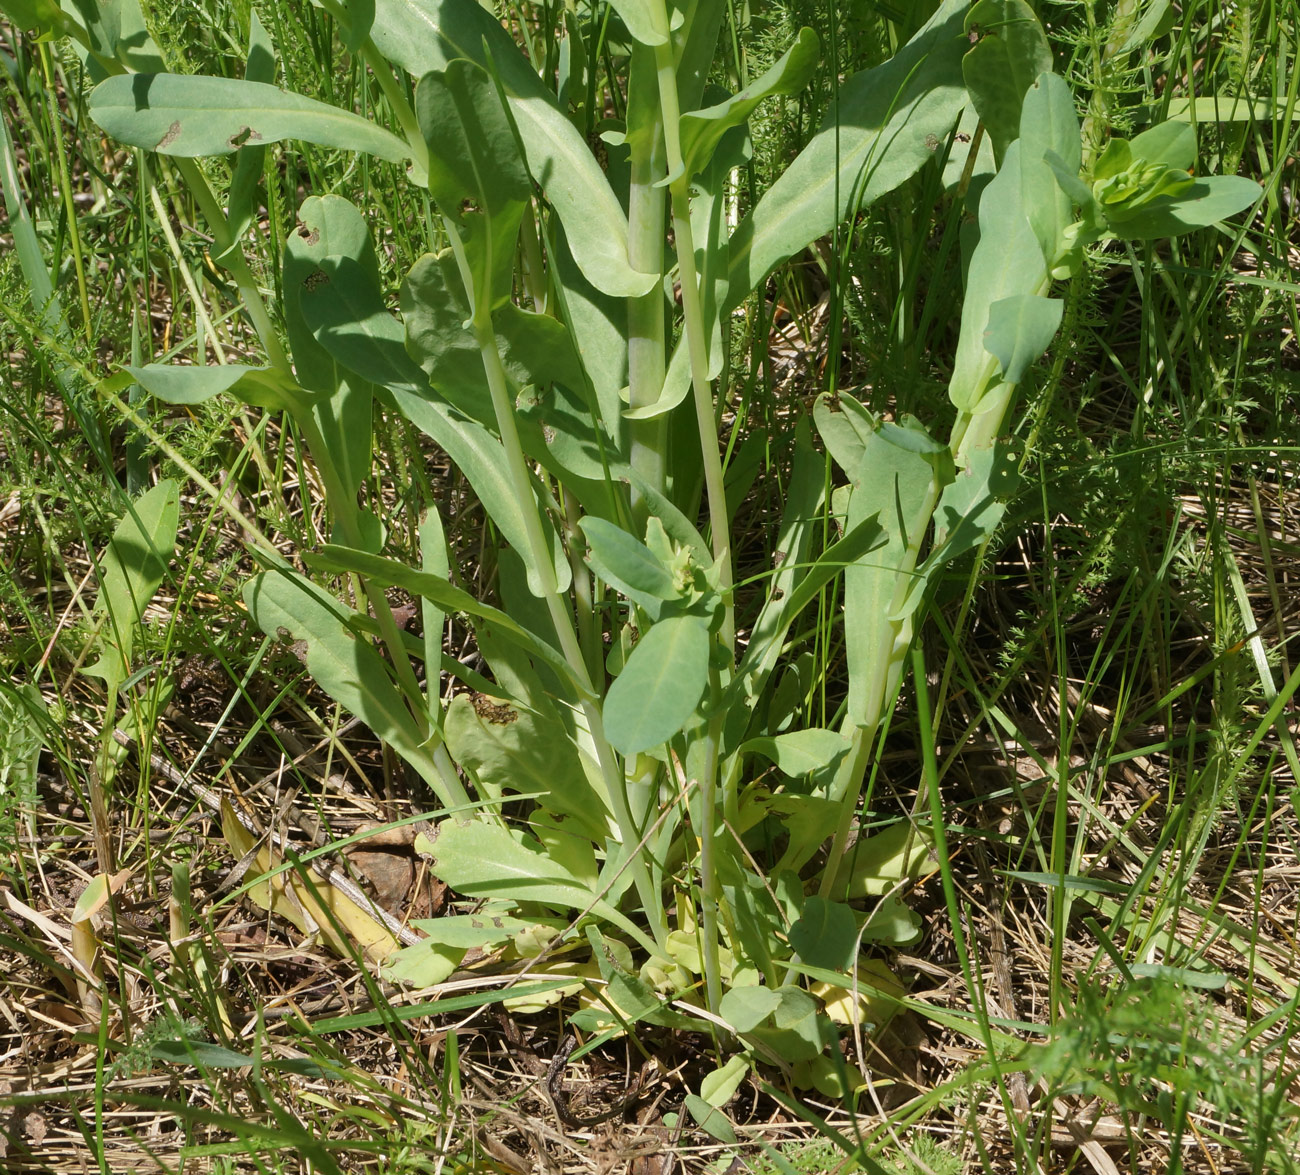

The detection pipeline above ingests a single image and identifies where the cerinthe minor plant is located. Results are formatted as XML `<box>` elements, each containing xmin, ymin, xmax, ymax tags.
<box><xmin>13</xmin><ymin>0</ymin><xmax>1257</xmax><ymax>1094</ymax></box>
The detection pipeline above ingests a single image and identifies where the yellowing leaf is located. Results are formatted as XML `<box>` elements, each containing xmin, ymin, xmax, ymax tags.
<box><xmin>811</xmin><ymin>958</ymin><xmax>904</xmax><ymax>1027</ymax></box>
<box><xmin>832</xmin><ymin>820</ymin><xmax>936</xmax><ymax>899</ymax></box>
<box><xmin>220</xmin><ymin>799</ymin><xmax>400</xmax><ymax>963</ymax></box>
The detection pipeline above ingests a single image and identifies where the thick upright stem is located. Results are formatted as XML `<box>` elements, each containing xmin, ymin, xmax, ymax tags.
<box><xmin>468</xmin><ymin>279</ymin><xmax>669</xmax><ymax>955</ymax></box>
<box><xmin>626</xmin><ymin>44</ymin><xmax>668</xmax><ymax>511</ymax></box>
<box><xmin>652</xmin><ymin>39</ymin><xmax>735</xmax><ymax>651</ymax></box>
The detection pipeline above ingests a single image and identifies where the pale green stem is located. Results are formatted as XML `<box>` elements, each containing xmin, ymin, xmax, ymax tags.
<box><xmin>647</xmin><ymin>10</ymin><xmax>732</xmax><ymax>1010</ymax></box>
<box><xmin>697</xmin><ymin>708</ymin><xmax>724</xmax><ymax>1016</ymax></box>
<box><xmin>562</xmin><ymin>486</ymin><xmax>604</xmax><ymax>688</ymax></box>
<box><xmin>520</xmin><ymin>200</ymin><xmax>549</xmax><ymax>313</ymax></box>
<box><xmin>450</xmin><ymin>223</ymin><xmax>669</xmax><ymax>954</ymax></box>
<box><xmin>626</xmin><ymin>44</ymin><xmax>668</xmax><ymax>509</ymax></box>
<box><xmin>651</xmin><ymin>37</ymin><xmax>735</xmax><ymax>651</ymax></box>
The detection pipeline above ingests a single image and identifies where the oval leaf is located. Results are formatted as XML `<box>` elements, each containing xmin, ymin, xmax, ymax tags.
<box><xmin>741</xmin><ymin>729</ymin><xmax>851</xmax><ymax>777</ymax></box>
<box><xmin>604</xmin><ymin>612</ymin><xmax>710</xmax><ymax>755</ymax></box>
<box><xmin>788</xmin><ymin>896</ymin><xmax>858</xmax><ymax>971</ymax></box>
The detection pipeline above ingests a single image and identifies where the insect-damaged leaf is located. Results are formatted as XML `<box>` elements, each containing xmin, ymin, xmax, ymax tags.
<box><xmin>88</xmin><ymin>73</ymin><xmax>410</xmax><ymax>163</ymax></box>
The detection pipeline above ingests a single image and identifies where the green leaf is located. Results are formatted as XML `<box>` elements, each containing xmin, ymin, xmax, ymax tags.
<box><xmin>444</xmin><ymin>694</ymin><xmax>609</xmax><ymax>842</ymax></box>
<box><xmin>0</xmin><ymin>0</ymin><xmax>64</xmax><ymax>31</ymax></box>
<box><xmin>294</xmin><ymin>253</ymin><xmax>571</xmax><ymax>598</ymax></box>
<box><xmin>948</xmin><ymin>139</ymin><xmax>1048</xmax><ymax>414</ymax></box>
<box><xmin>243</xmin><ymin>568</ymin><xmax>442</xmax><ymax>788</ymax></box>
<box><xmin>402</xmin><ymin>250</ymin><xmax>601</xmax><ymax>472</ymax></box>
<box><xmin>414</xmin><ymin>59</ymin><xmax>530</xmax><ymax>303</ymax></box>
<box><xmin>338</xmin><ymin>0</ymin><xmax>374</xmax><ymax>51</ymax></box>
<box><xmin>842</xmin><ymin>425</ymin><xmax>945</xmax><ymax>726</ymax></box>
<box><xmin>683</xmin><ymin>1094</ymin><xmax>739</xmax><ymax>1144</ymax></box>
<box><xmin>369</xmin><ymin>0</ymin><xmax>655</xmax><ymax>297</ymax></box>
<box><xmin>297</xmin><ymin>255</ymin><xmax>431</xmax><ymax>395</ymax></box>
<box><xmin>83</xmin><ymin>481</ymin><xmax>179</xmax><ymax>688</ymax></box>
<box><xmin>304</xmin><ymin>545</ymin><xmax>582</xmax><ymax>694</ymax></box>
<box><xmin>381</xmin><ymin>937</ymin><xmax>468</xmax><ymax>987</ymax></box>
<box><xmin>419</xmin><ymin>507</ymin><xmax>449</xmax><ymax>732</ymax></box>
<box><xmin>860</xmin><ymin>894</ymin><xmax>923</xmax><ymax>947</ymax></box>
<box><xmin>699</xmin><ymin>1054</ymin><xmax>750</xmax><ymax>1108</ymax></box>
<box><xmin>388</xmin><ymin>392</ymin><xmax>572</xmax><ymax>598</ymax></box>
<box><xmin>603</xmin><ymin>612</ymin><xmax>711</xmax><ymax>755</ymax></box>
<box><xmin>1128</xmin><ymin>120</ymin><xmax>1196</xmax><ymax>172</ymax></box>
<box><xmin>983</xmin><ymin>293</ymin><xmax>1064</xmax><ymax>385</ymax></box>
<box><xmin>725</xmin><ymin>0</ymin><xmax>967</xmax><ymax>306</ymax></box>
<box><xmin>719</xmin><ymin>985</ymin><xmax>782</xmax><ymax>1033</ymax></box>
<box><xmin>788</xmin><ymin>897</ymin><xmax>858</xmax><ymax>971</ymax></box>
<box><xmin>283</xmin><ymin>196</ymin><xmax>378</xmax><ymax>511</ymax></box>
<box><xmin>677</xmin><ymin>28</ymin><xmax>818</xmax><ymax>182</ymax></box>
<box><xmin>605</xmin><ymin>0</ymin><xmax>668</xmax><ymax>46</ymax></box>
<box><xmin>284</xmin><ymin>195</ymin><xmax>379</xmax><ymax>394</ymax></box>
<box><xmin>813</xmin><ymin>390</ymin><xmax>877</xmax><ymax>476</ymax></box>
<box><xmin>425</xmin><ymin>818</ymin><xmax>604</xmax><ymax>914</ymax></box>
<box><xmin>739</xmin><ymin>986</ymin><xmax>829</xmax><ymax>1062</ymax></box>
<box><xmin>127</xmin><ymin>363</ymin><xmax>311</xmax><ymax>415</ymax></box>
<box><xmin>1158</xmin><ymin>94</ymin><xmax>1296</xmax><ymax>123</ymax></box>
<box><xmin>899</xmin><ymin>439</ymin><xmax>1021</xmax><ymax>620</ymax></box>
<box><xmin>579</xmin><ymin>517</ymin><xmax>680</xmax><ymax>609</ymax></box>
<box><xmin>741</xmin><ymin>729</ymin><xmax>850</xmax><ymax>777</ymax></box>
<box><xmin>1017</xmin><ymin>71</ymin><xmax>1079</xmax><ymax>267</ymax></box>
<box><xmin>88</xmin><ymin>73</ymin><xmax>410</xmax><ymax>163</ymax></box>
<box><xmin>961</xmin><ymin>0</ymin><xmax>1053</xmax><ymax>161</ymax></box>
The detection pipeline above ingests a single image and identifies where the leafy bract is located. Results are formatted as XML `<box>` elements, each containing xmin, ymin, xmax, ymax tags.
<box><xmin>580</xmin><ymin>517</ymin><xmax>680</xmax><ymax>609</ymax></box>
<box><xmin>677</xmin><ymin>28</ymin><xmax>818</xmax><ymax>182</ymax></box>
<box><xmin>88</xmin><ymin>73</ymin><xmax>410</xmax><ymax>163</ymax></box>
